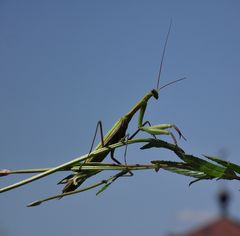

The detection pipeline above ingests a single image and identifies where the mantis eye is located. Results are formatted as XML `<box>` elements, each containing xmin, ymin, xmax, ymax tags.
<box><xmin>151</xmin><ymin>89</ymin><xmax>159</xmax><ymax>100</ymax></box>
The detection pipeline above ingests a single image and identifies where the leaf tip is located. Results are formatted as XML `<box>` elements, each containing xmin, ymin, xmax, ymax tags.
<box><xmin>27</xmin><ymin>200</ymin><xmax>42</xmax><ymax>207</ymax></box>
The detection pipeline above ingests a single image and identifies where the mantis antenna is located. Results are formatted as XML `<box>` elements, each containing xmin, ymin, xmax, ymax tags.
<box><xmin>160</xmin><ymin>77</ymin><xmax>187</xmax><ymax>90</ymax></box>
<box><xmin>156</xmin><ymin>20</ymin><xmax>172</xmax><ymax>91</ymax></box>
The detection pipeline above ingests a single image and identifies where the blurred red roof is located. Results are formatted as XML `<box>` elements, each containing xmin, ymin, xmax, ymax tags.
<box><xmin>174</xmin><ymin>217</ymin><xmax>240</xmax><ymax>236</ymax></box>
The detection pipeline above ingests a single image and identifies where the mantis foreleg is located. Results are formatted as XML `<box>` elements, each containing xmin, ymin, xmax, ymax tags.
<box><xmin>137</xmin><ymin>101</ymin><xmax>186</xmax><ymax>144</ymax></box>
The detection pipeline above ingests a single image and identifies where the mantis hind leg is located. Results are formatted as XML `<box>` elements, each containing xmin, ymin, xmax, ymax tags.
<box><xmin>122</xmin><ymin>134</ymin><xmax>133</xmax><ymax>177</ymax></box>
<box><xmin>78</xmin><ymin>121</ymin><xmax>107</xmax><ymax>172</ymax></box>
<box><xmin>110</xmin><ymin>150</ymin><xmax>121</xmax><ymax>165</ymax></box>
<box><xmin>88</xmin><ymin>121</ymin><xmax>105</xmax><ymax>154</ymax></box>
<box><xmin>87</xmin><ymin>120</ymin><xmax>123</xmax><ymax>165</ymax></box>
<box><xmin>110</xmin><ymin>135</ymin><xmax>133</xmax><ymax>177</ymax></box>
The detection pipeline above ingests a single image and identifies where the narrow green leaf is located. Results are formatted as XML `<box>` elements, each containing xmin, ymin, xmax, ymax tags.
<box><xmin>27</xmin><ymin>200</ymin><xmax>42</xmax><ymax>207</ymax></box>
<box><xmin>204</xmin><ymin>155</ymin><xmax>240</xmax><ymax>175</ymax></box>
<box><xmin>181</xmin><ymin>154</ymin><xmax>237</xmax><ymax>180</ymax></box>
<box><xmin>151</xmin><ymin>160</ymin><xmax>209</xmax><ymax>178</ymax></box>
<box><xmin>96</xmin><ymin>183</ymin><xmax>111</xmax><ymax>196</ymax></box>
<box><xmin>164</xmin><ymin>167</ymin><xmax>208</xmax><ymax>178</ymax></box>
<box><xmin>189</xmin><ymin>177</ymin><xmax>212</xmax><ymax>186</ymax></box>
<box><xmin>140</xmin><ymin>139</ymin><xmax>184</xmax><ymax>153</ymax></box>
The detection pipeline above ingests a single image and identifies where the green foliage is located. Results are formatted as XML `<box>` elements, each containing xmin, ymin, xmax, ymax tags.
<box><xmin>1</xmin><ymin>137</ymin><xmax>240</xmax><ymax>207</ymax></box>
<box><xmin>204</xmin><ymin>155</ymin><xmax>240</xmax><ymax>174</ymax></box>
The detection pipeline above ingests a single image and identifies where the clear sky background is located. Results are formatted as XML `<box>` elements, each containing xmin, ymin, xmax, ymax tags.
<box><xmin>1</xmin><ymin>1</ymin><xmax>240</xmax><ymax>236</ymax></box>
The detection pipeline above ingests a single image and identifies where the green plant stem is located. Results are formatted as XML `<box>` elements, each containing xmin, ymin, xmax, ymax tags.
<box><xmin>2</xmin><ymin>163</ymin><xmax>157</xmax><ymax>175</ymax></box>
<box><xmin>27</xmin><ymin>176</ymin><xmax>114</xmax><ymax>207</ymax></box>
<box><xmin>0</xmin><ymin>138</ymin><xmax>154</xmax><ymax>193</ymax></box>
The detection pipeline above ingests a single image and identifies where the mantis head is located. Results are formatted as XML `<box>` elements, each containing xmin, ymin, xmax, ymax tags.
<box><xmin>151</xmin><ymin>89</ymin><xmax>159</xmax><ymax>100</ymax></box>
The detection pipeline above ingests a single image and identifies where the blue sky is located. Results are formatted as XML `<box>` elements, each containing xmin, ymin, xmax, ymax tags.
<box><xmin>1</xmin><ymin>1</ymin><xmax>240</xmax><ymax>235</ymax></box>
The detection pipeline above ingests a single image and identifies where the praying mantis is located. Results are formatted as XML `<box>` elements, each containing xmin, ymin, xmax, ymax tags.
<box><xmin>0</xmin><ymin>22</ymin><xmax>186</xmax><ymax>200</ymax></box>
<box><xmin>58</xmin><ymin>21</ymin><xmax>186</xmax><ymax>194</ymax></box>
